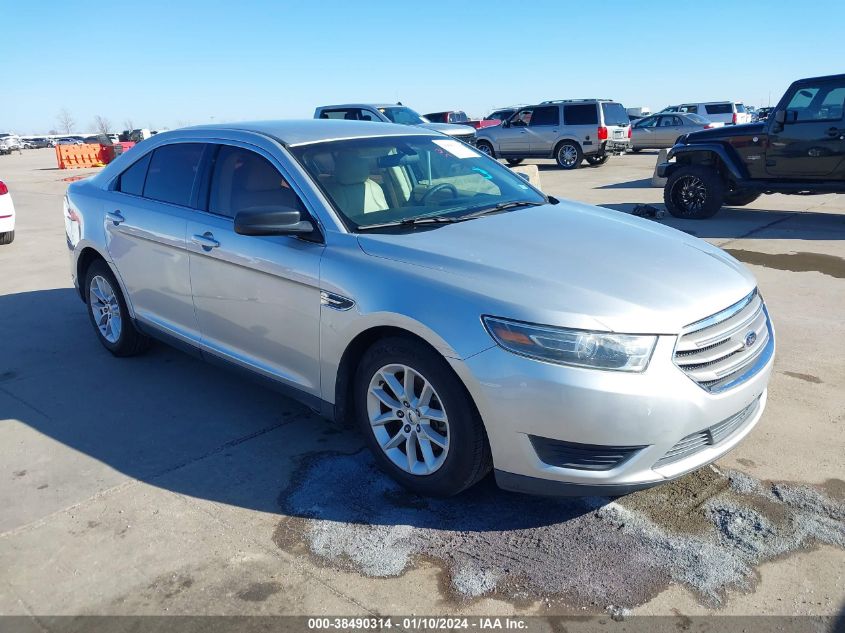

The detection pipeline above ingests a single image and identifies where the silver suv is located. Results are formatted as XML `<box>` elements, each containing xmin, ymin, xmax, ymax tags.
<box><xmin>314</xmin><ymin>103</ymin><xmax>476</xmax><ymax>145</ymax></box>
<box><xmin>65</xmin><ymin>120</ymin><xmax>773</xmax><ymax>497</ymax></box>
<box><xmin>476</xmin><ymin>99</ymin><xmax>631</xmax><ymax>169</ymax></box>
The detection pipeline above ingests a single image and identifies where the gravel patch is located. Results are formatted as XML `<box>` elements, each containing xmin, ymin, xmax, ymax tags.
<box><xmin>275</xmin><ymin>451</ymin><xmax>844</xmax><ymax>608</ymax></box>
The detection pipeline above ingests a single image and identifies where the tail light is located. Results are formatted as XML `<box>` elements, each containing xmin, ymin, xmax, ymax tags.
<box><xmin>732</xmin><ymin>113</ymin><xmax>738</xmax><ymax>124</ymax></box>
<box><xmin>0</xmin><ymin>181</ymin><xmax>7</xmax><ymax>195</ymax></box>
<box><xmin>597</xmin><ymin>126</ymin><xmax>608</xmax><ymax>141</ymax></box>
<box><xmin>627</xmin><ymin>126</ymin><xmax>632</xmax><ymax>138</ymax></box>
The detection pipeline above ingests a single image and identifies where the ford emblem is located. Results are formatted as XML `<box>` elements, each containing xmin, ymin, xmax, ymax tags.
<box><xmin>744</xmin><ymin>331</ymin><xmax>757</xmax><ymax>348</ymax></box>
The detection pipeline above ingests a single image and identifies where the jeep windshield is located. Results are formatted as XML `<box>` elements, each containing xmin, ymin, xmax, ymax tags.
<box><xmin>377</xmin><ymin>107</ymin><xmax>428</xmax><ymax>125</ymax></box>
<box><xmin>290</xmin><ymin>135</ymin><xmax>547</xmax><ymax>231</ymax></box>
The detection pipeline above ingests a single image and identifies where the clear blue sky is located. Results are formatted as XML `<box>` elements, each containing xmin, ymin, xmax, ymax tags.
<box><xmin>3</xmin><ymin>0</ymin><xmax>844</xmax><ymax>133</ymax></box>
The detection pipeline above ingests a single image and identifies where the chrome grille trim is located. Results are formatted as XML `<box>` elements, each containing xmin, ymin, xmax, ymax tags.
<box><xmin>655</xmin><ymin>396</ymin><xmax>761</xmax><ymax>467</ymax></box>
<box><xmin>673</xmin><ymin>289</ymin><xmax>774</xmax><ymax>393</ymax></box>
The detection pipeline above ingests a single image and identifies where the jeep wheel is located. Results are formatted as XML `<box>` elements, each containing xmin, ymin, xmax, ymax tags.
<box><xmin>476</xmin><ymin>141</ymin><xmax>495</xmax><ymax>158</ymax></box>
<box><xmin>585</xmin><ymin>154</ymin><xmax>609</xmax><ymax>167</ymax></box>
<box><xmin>664</xmin><ymin>165</ymin><xmax>725</xmax><ymax>219</ymax></box>
<box><xmin>505</xmin><ymin>158</ymin><xmax>524</xmax><ymax>166</ymax></box>
<box><xmin>555</xmin><ymin>141</ymin><xmax>582</xmax><ymax>170</ymax></box>
<box><xmin>724</xmin><ymin>190</ymin><xmax>761</xmax><ymax>207</ymax></box>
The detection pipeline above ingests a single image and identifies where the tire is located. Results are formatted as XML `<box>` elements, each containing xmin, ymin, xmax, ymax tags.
<box><xmin>554</xmin><ymin>140</ymin><xmax>582</xmax><ymax>170</ymax></box>
<box><xmin>663</xmin><ymin>164</ymin><xmax>725</xmax><ymax>219</ymax></box>
<box><xmin>631</xmin><ymin>147</ymin><xmax>643</xmax><ymax>153</ymax></box>
<box><xmin>0</xmin><ymin>231</ymin><xmax>14</xmax><ymax>245</ymax></box>
<box><xmin>84</xmin><ymin>259</ymin><xmax>151</xmax><ymax>356</ymax></box>
<box><xmin>724</xmin><ymin>190</ymin><xmax>761</xmax><ymax>207</ymax></box>
<box><xmin>354</xmin><ymin>336</ymin><xmax>492</xmax><ymax>496</ymax></box>
<box><xmin>505</xmin><ymin>158</ymin><xmax>524</xmax><ymax>166</ymax></box>
<box><xmin>585</xmin><ymin>154</ymin><xmax>609</xmax><ymax>167</ymax></box>
<box><xmin>476</xmin><ymin>141</ymin><xmax>495</xmax><ymax>158</ymax></box>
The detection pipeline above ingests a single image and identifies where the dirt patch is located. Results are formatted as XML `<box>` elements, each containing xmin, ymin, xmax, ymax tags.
<box><xmin>782</xmin><ymin>371</ymin><xmax>824</xmax><ymax>384</ymax></box>
<box><xmin>237</xmin><ymin>581</ymin><xmax>282</xmax><ymax>602</ymax></box>
<box><xmin>724</xmin><ymin>249</ymin><xmax>845</xmax><ymax>279</ymax></box>
<box><xmin>275</xmin><ymin>451</ymin><xmax>845</xmax><ymax>609</ymax></box>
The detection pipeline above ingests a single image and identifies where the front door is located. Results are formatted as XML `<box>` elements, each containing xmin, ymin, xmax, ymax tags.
<box><xmin>495</xmin><ymin>108</ymin><xmax>533</xmax><ymax>155</ymax></box>
<box><xmin>656</xmin><ymin>115</ymin><xmax>685</xmax><ymax>146</ymax></box>
<box><xmin>187</xmin><ymin>143</ymin><xmax>324</xmax><ymax>395</ymax></box>
<box><xmin>767</xmin><ymin>79</ymin><xmax>845</xmax><ymax>177</ymax></box>
<box><xmin>104</xmin><ymin>143</ymin><xmax>204</xmax><ymax>344</ymax></box>
<box><xmin>526</xmin><ymin>105</ymin><xmax>561</xmax><ymax>155</ymax></box>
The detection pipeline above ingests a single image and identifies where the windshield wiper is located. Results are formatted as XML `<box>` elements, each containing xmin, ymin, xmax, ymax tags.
<box><xmin>457</xmin><ymin>200</ymin><xmax>546</xmax><ymax>221</ymax></box>
<box><xmin>356</xmin><ymin>214</ymin><xmax>461</xmax><ymax>231</ymax></box>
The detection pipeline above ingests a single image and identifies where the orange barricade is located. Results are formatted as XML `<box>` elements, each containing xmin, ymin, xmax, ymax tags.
<box><xmin>55</xmin><ymin>143</ymin><xmax>106</xmax><ymax>169</ymax></box>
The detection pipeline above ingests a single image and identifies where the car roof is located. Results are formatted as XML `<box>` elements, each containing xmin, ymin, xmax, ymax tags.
<box><xmin>179</xmin><ymin>119</ymin><xmax>436</xmax><ymax>146</ymax></box>
<box><xmin>318</xmin><ymin>103</ymin><xmax>406</xmax><ymax>110</ymax></box>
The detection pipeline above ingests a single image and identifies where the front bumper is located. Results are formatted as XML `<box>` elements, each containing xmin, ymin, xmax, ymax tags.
<box><xmin>657</xmin><ymin>161</ymin><xmax>672</xmax><ymax>178</ymax></box>
<box><xmin>457</xmin><ymin>332</ymin><xmax>774</xmax><ymax>496</ymax></box>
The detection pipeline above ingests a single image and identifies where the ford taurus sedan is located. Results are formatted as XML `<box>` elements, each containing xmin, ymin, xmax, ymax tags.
<box><xmin>64</xmin><ymin>120</ymin><xmax>775</xmax><ymax>497</ymax></box>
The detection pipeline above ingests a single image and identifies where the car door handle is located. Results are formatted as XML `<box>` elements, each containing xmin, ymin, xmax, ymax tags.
<box><xmin>191</xmin><ymin>233</ymin><xmax>220</xmax><ymax>250</ymax></box>
<box><xmin>106</xmin><ymin>210</ymin><xmax>124</xmax><ymax>225</ymax></box>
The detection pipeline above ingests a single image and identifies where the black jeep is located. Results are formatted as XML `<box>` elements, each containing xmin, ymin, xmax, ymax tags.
<box><xmin>659</xmin><ymin>74</ymin><xmax>845</xmax><ymax>219</ymax></box>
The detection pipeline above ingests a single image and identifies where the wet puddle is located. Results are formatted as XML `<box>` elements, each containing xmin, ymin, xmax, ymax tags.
<box><xmin>725</xmin><ymin>249</ymin><xmax>845</xmax><ymax>279</ymax></box>
<box><xmin>275</xmin><ymin>450</ymin><xmax>844</xmax><ymax>608</ymax></box>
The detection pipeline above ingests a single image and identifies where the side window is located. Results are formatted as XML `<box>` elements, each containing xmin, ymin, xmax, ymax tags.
<box><xmin>563</xmin><ymin>104</ymin><xmax>598</xmax><ymax>125</ymax></box>
<box><xmin>319</xmin><ymin>109</ymin><xmax>356</xmax><ymax>120</ymax></box>
<box><xmin>208</xmin><ymin>146</ymin><xmax>305</xmax><ymax>219</ymax></box>
<box><xmin>511</xmin><ymin>109</ymin><xmax>533</xmax><ymax>126</ymax></box>
<box><xmin>820</xmin><ymin>86</ymin><xmax>845</xmax><ymax>120</ymax></box>
<box><xmin>787</xmin><ymin>84</ymin><xmax>845</xmax><ymax>122</ymax></box>
<box><xmin>678</xmin><ymin>105</ymin><xmax>698</xmax><ymax>114</ymax></box>
<box><xmin>529</xmin><ymin>106</ymin><xmax>560</xmax><ymax>127</ymax></box>
<box><xmin>636</xmin><ymin>117</ymin><xmax>658</xmax><ymax>128</ymax></box>
<box><xmin>117</xmin><ymin>153</ymin><xmax>152</xmax><ymax>195</ymax></box>
<box><xmin>143</xmin><ymin>143</ymin><xmax>205</xmax><ymax>207</ymax></box>
<box><xmin>705</xmin><ymin>103</ymin><xmax>732</xmax><ymax>115</ymax></box>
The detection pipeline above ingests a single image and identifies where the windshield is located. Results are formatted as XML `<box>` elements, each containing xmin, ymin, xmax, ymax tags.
<box><xmin>290</xmin><ymin>135</ymin><xmax>546</xmax><ymax>231</ymax></box>
<box><xmin>378</xmin><ymin>107</ymin><xmax>427</xmax><ymax>125</ymax></box>
<box><xmin>601</xmin><ymin>102</ymin><xmax>629</xmax><ymax>126</ymax></box>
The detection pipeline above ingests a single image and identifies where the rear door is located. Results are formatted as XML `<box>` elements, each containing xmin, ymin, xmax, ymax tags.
<box><xmin>766</xmin><ymin>79</ymin><xmax>845</xmax><ymax>177</ymax></box>
<box><xmin>186</xmin><ymin>142</ymin><xmax>324</xmax><ymax>394</ymax></box>
<box><xmin>104</xmin><ymin>143</ymin><xmax>203</xmax><ymax>344</ymax></box>
<box><xmin>703</xmin><ymin>103</ymin><xmax>734</xmax><ymax>125</ymax></box>
<box><xmin>526</xmin><ymin>105</ymin><xmax>560</xmax><ymax>155</ymax></box>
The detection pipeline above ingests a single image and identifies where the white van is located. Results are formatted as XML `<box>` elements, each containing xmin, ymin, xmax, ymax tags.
<box><xmin>660</xmin><ymin>102</ymin><xmax>750</xmax><ymax>125</ymax></box>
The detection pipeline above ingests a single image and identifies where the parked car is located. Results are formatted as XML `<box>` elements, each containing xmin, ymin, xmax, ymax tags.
<box><xmin>25</xmin><ymin>137</ymin><xmax>51</xmax><ymax>149</ymax></box>
<box><xmin>756</xmin><ymin>107</ymin><xmax>774</xmax><ymax>121</ymax></box>
<box><xmin>630</xmin><ymin>113</ymin><xmax>723</xmax><ymax>151</ymax></box>
<box><xmin>314</xmin><ymin>103</ymin><xmax>476</xmax><ymax>145</ymax></box>
<box><xmin>475</xmin><ymin>99</ymin><xmax>631</xmax><ymax>169</ymax></box>
<box><xmin>659</xmin><ymin>102</ymin><xmax>750</xmax><ymax>125</ymax></box>
<box><xmin>64</xmin><ymin>119</ymin><xmax>774</xmax><ymax>497</ymax></box>
<box><xmin>659</xmin><ymin>74</ymin><xmax>845</xmax><ymax>218</ymax></box>
<box><xmin>0</xmin><ymin>134</ymin><xmax>22</xmax><ymax>154</ymax></box>
<box><xmin>55</xmin><ymin>137</ymin><xmax>83</xmax><ymax>145</ymax></box>
<box><xmin>0</xmin><ymin>179</ymin><xmax>15</xmax><ymax>244</ymax></box>
<box><xmin>425</xmin><ymin>110</ymin><xmax>499</xmax><ymax>130</ymax></box>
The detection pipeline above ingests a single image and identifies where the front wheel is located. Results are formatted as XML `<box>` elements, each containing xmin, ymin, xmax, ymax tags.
<box><xmin>84</xmin><ymin>259</ymin><xmax>151</xmax><ymax>356</ymax></box>
<box><xmin>585</xmin><ymin>154</ymin><xmax>609</xmax><ymax>167</ymax></box>
<box><xmin>354</xmin><ymin>337</ymin><xmax>491</xmax><ymax>496</ymax></box>
<box><xmin>505</xmin><ymin>158</ymin><xmax>524</xmax><ymax>166</ymax></box>
<box><xmin>555</xmin><ymin>141</ymin><xmax>582</xmax><ymax>169</ymax></box>
<box><xmin>663</xmin><ymin>165</ymin><xmax>725</xmax><ymax>219</ymax></box>
<box><xmin>475</xmin><ymin>141</ymin><xmax>495</xmax><ymax>158</ymax></box>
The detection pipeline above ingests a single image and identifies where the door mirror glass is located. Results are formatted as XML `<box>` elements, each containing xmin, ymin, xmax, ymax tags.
<box><xmin>234</xmin><ymin>207</ymin><xmax>314</xmax><ymax>236</ymax></box>
<box><xmin>774</xmin><ymin>109</ymin><xmax>786</xmax><ymax>124</ymax></box>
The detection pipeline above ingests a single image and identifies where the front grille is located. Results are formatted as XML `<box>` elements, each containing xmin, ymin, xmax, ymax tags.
<box><xmin>655</xmin><ymin>396</ymin><xmax>760</xmax><ymax>467</ymax></box>
<box><xmin>529</xmin><ymin>436</ymin><xmax>644</xmax><ymax>471</ymax></box>
<box><xmin>454</xmin><ymin>133</ymin><xmax>476</xmax><ymax>146</ymax></box>
<box><xmin>673</xmin><ymin>289</ymin><xmax>773</xmax><ymax>392</ymax></box>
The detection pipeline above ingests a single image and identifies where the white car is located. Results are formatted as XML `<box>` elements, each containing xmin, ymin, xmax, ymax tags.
<box><xmin>660</xmin><ymin>102</ymin><xmax>751</xmax><ymax>125</ymax></box>
<box><xmin>0</xmin><ymin>179</ymin><xmax>15</xmax><ymax>244</ymax></box>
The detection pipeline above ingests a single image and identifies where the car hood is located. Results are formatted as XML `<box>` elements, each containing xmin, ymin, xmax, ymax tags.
<box><xmin>356</xmin><ymin>202</ymin><xmax>756</xmax><ymax>334</ymax></box>
<box><xmin>685</xmin><ymin>122</ymin><xmax>765</xmax><ymax>142</ymax></box>
<box><xmin>417</xmin><ymin>122</ymin><xmax>476</xmax><ymax>136</ymax></box>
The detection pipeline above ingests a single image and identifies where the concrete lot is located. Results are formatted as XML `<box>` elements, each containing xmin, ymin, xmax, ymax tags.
<box><xmin>0</xmin><ymin>148</ymin><xmax>842</xmax><ymax>618</ymax></box>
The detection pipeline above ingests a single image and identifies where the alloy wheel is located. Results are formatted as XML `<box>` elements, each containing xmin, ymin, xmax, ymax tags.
<box><xmin>558</xmin><ymin>144</ymin><xmax>578</xmax><ymax>167</ymax></box>
<box><xmin>367</xmin><ymin>363</ymin><xmax>450</xmax><ymax>476</ymax></box>
<box><xmin>89</xmin><ymin>275</ymin><xmax>122</xmax><ymax>343</ymax></box>
<box><xmin>672</xmin><ymin>175</ymin><xmax>707</xmax><ymax>215</ymax></box>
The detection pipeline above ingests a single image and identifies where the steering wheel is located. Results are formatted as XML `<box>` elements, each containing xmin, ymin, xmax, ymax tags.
<box><xmin>420</xmin><ymin>182</ymin><xmax>459</xmax><ymax>204</ymax></box>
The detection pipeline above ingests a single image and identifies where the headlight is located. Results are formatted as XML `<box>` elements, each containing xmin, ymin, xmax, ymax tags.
<box><xmin>482</xmin><ymin>316</ymin><xmax>657</xmax><ymax>372</ymax></box>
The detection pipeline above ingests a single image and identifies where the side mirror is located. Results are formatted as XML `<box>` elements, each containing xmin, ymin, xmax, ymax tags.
<box><xmin>234</xmin><ymin>206</ymin><xmax>314</xmax><ymax>236</ymax></box>
<box><xmin>774</xmin><ymin>110</ymin><xmax>786</xmax><ymax>124</ymax></box>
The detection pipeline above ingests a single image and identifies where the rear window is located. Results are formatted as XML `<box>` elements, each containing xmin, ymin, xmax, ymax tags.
<box><xmin>705</xmin><ymin>103</ymin><xmax>733</xmax><ymax>115</ymax></box>
<box><xmin>449</xmin><ymin>111</ymin><xmax>469</xmax><ymax>123</ymax></box>
<box><xmin>143</xmin><ymin>143</ymin><xmax>205</xmax><ymax>207</ymax></box>
<box><xmin>601</xmin><ymin>102</ymin><xmax>629</xmax><ymax>126</ymax></box>
<box><xmin>563</xmin><ymin>104</ymin><xmax>598</xmax><ymax>125</ymax></box>
<box><xmin>685</xmin><ymin>113</ymin><xmax>710</xmax><ymax>125</ymax></box>
<box><xmin>117</xmin><ymin>153</ymin><xmax>152</xmax><ymax>196</ymax></box>
<box><xmin>530</xmin><ymin>106</ymin><xmax>560</xmax><ymax>126</ymax></box>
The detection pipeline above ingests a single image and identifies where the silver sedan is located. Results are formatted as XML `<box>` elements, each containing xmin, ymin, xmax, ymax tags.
<box><xmin>631</xmin><ymin>113</ymin><xmax>723</xmax><ymax>151</ymax></box>
<box><xmin>65</xmin><ymin>120</ymin><xmax>773</xmax><ymax>497</ymax></box>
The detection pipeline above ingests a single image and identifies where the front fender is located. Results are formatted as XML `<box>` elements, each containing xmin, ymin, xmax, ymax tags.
<box><xmin>663</xmin><ymin>143</ymin><xmax>747</xmax><ymax>180</ymax></box>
